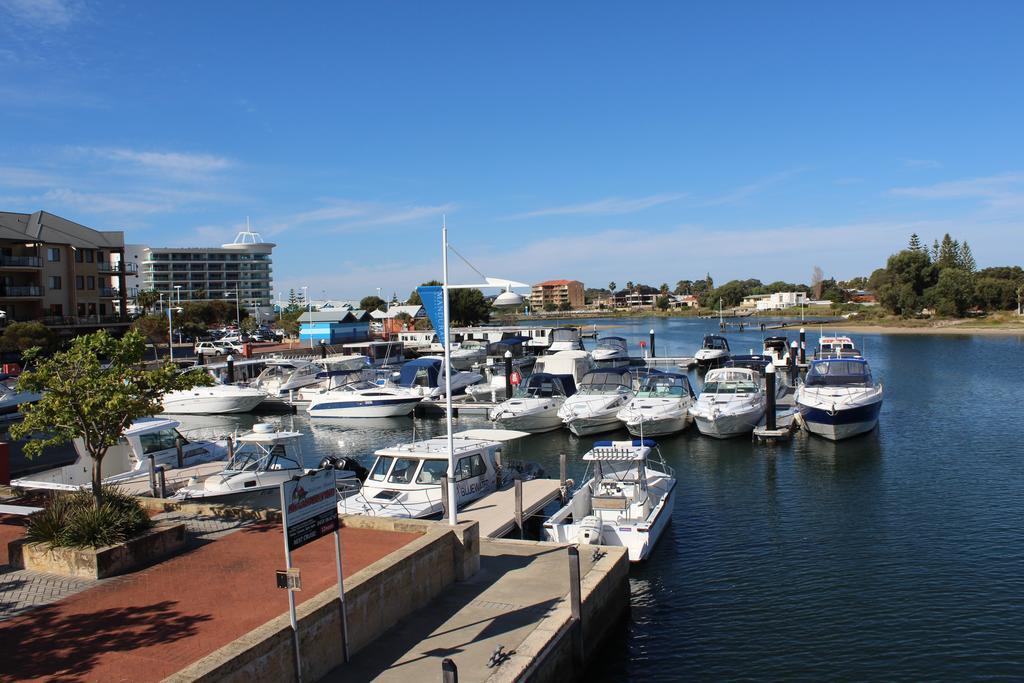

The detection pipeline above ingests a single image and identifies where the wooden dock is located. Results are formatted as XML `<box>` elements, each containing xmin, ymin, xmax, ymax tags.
<box><xmin>459</xmin><ymin>479</ymin><xmax>563</xmax><ymax>538</ymax></box>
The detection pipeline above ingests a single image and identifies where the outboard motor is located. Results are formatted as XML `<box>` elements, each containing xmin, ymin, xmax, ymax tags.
<box><xmin>578</xmin><ymin>515</ymin><xmax>603</xmax><ymax>545</ymax></box>
<box><xmin>320</xmin><ymin>456</ymin><xmax>369</xmax><ymax>482</ymax></box>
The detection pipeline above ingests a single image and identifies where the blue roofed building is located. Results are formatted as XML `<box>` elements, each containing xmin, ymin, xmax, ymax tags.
<box><xmin>299</xmin><ymin>309</ymin><xmax>372</xmax><ymax>345</ymax></box>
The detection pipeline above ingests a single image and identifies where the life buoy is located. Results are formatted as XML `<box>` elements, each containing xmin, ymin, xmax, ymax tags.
<box><xmin>510</xmin><ymin>370</ymin><xmax>522</xmax><ymax>386</ymax></box>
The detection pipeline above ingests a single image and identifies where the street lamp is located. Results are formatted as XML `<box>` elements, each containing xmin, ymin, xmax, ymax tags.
<box><xmin>167</xmin><ymin>306</ymin><xmax>182</xmax><ymax>361</ymax></box>
<box><xmin>174</xmin><ymin>284</ymin><xmax>182</xmax><ymax>306</ymax></box>
<box><xmin>437</xmin><ymin>221</ymin><xmax>527</xmax><ymax>526</ymax></box>
<box><xmin>224</xmin><ymin>286</ymin><xmax>240</xmax><ymax>326</ymax></box>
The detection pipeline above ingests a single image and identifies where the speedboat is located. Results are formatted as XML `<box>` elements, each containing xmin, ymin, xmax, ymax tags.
<box><xmin>547</xmin><ymin>327</ymin><xmax>586</xmax><ymax>352</ymax></box>
<box><xmin>490</xmin><ymin>372</ymin><xmax>577</xmax><ymax>433</ymax></box>
<box><xmin>616</xmin><ymin>372</ymin><xmax>695</xmax><ymax>437</ymax></box>
<box><xmin>307</xmin><ymin>380</ymin><xmax>424</xmax><ymax>418</ymax></box>
<box><xmin>591</xmin><ymin>336</ymin><xmax>630</xmax><ymax>363</ymax></box>
<box><xmin>10</xmin><ymin>417</ymin><xmax>227</xmax><ymax>492</ymax></box>
<box><xmin>251</xmin><ymin>359</ymin><xmax>323</xmax><ymax>397</ymax></box>
<box><xmin>814</xmin><ymin>335</ymin><xmax>861</xmax><ymax>359</ymax></box>
<box><xmin>543</xmin><ymin>439</ymin><xmax>675</xmax><ymax>562</ymax></box>
<box><xmin>338</xmin><ymin>429</ymin><xmax>537</xmax><ymax>519</ymax></box>
<box><xmin>395</xmin><ymin>356</ymin><xmax>482</xmax><ymax>398</ymax></box>
<box><xmin>558</xmin><ymin>367</ymin><xmax>634</xmax><ymax>436</ymax></box>
<box><xmin>449</xmin><ymin>340</ymin><xmax>488</xmax><ymax>370</ymax></box>
<box><xmin>694</xmin><ymin>335</ymin><xmax>731</xmax><ymax>369</ymax></box>
<box><xmin>162</xmin><ymin>381</ymin><xmax>267</xmax><ymax>415</ymax></box>
<box><xmin>172</xmin><ymin>424</ymin><xmax>365</xmax><ymax>506</ymax></box>
<box><xmin>762</xmin><ymin>336</ymin><xmax>790</xmax><ymax>368</ymax></box>
<box><xmin>796</xmin><ymin>357</ymin><xmax>883</xmax><ymax>440</ymax></box>
<box><xmin>689</xmin><ymin>367</ymin><xmax>766</xmax><ymax>438</ymax></box>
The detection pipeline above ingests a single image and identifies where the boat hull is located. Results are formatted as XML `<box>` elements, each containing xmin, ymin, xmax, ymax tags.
<box><xmin>308</xmin><ymin>396</ymin><xmax>422</xmax><ymax>418</ymax></box>
<box><xmin>492</xmin><ymin>409</ymin><xmax>564</xmax><ymax>433</ymax></box>
<box><xmin>162</xmin><ymin>393</ymin><xmax>266</xmax><ymax>415</ymax></box>
<box><xmin>692</xmin><ymin>406</ymin><xmax>764</xmax><ymax>438</ymax></box>
<box><xmin>565</xmin><ymin>412</ymin><xmax>624</xmax><ymax>436</ymax></box>
<box><xmin>797</xmin><ymin>399</ymin><xmax>882</xmax><ymax>441</ymax></box>
<box><xmin>624</xmin><ymin>413</ymin><xmax>689</xmax><ymax>437</ymax></box>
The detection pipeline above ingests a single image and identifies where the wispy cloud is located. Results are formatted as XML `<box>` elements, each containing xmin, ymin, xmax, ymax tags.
<box><xmin>889</xmin><ymin>172</ymin><xmax>1024</xmax><ymax>209</ymax></box>
<box><xmin>903</xmin><ymin>158</ymin><xmax>942</xmax><ymax>169</ymax></box>
<box><xmin>81</xmin><ymin>147</ymin><xmax>234</xmax><ymax>177</ymax></box>
<box><xmin>271</xmin><ymin>199</ymin><xmax>455</xmax><ymax>235</ymax></box>
<box><xmin>0</xmin><ymin>0</ymin><xmax>78</xmax><ymax>28</ymax></box>
<box><xmin>691</xmin><ymin>169</ymin><xmax>801</xmax><ymax>208</ymax></box>
<box><xmin>508</xmin><ymin>193</ymin><xmax>686</xmax><ymax>220</ymax></box>
<box><xmin>0</xmin><ymin>165</ymin><xmax>60</xmax><ymax>188</ymax></box>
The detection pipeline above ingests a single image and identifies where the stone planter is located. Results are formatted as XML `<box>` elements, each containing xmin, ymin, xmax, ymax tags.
<box><xmin>8</xmin><ymin>522</ymin><xmax>187</xmax><ymax>579</ymax></box>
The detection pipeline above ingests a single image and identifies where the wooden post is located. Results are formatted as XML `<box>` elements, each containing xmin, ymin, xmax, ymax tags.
<box><xmin>559</xmin><ymin>452</ymin><xmax>568</xmax><ymax>504</ymax></box>
<box><xmin>147</xmin><ymin>455</ymin><xmax>157</xmax><ymax>497</ymax></box>
<box><xmin>442</xmin><ymin>658</ymin><xmax>458</xmax><ymax>683</ymax></box>
<box><xmin>175</xmin><ymin>437</ymin><xmax>184</xmax><ymax>468</ymax></box>
<box><xmin>441</xmin><ymin>474</ymin><xmax>450</xmax><ymax>519</ymax></box>
<box><xmin>320</xmin><ymin>340</ymin><xmax>327</xmax><ymax>359</ymax></box>
<box><xmin>157</xmin><ymin>466</ymin><xmax>167</xmax><ymax>498</ymax></box>
<box><xmin>514</xmin><ymin>478</ymin><xmax>524</xmax><ymax>539</ymax></box>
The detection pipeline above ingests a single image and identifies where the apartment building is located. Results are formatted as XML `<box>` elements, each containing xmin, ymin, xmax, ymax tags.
<box><xmin>138</xmin><ymin>231</ymin><xmax>275</xmax><ymax>316</ymax></box>
<box><xmin>529</xmin><ymin>279</ymin><xmax>584</xmax><ymax>310</ymax></box>
<box><xmin>0</xmin><ymin>210</ymin><xmax>131</xmax><ymax>326</ymax></box>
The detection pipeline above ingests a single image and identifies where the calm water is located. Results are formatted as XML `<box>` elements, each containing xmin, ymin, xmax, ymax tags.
<box><xmin>175</xmin><ymin>317</ymin><xmax>1024</xmax><ymax>681</ymax></box>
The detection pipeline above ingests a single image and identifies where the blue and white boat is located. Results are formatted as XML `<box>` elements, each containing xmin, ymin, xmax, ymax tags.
<box><xmin>395</xmin><ymin>356</ymin><xmax>483</xmax><ymax>398</ymax></box>
<box><xmin>306</xmin><ymin>380</ymin><xmax>424</xmax><ymax>418</ymax></box>
<box><xmin>796</xmin><ymin>357</ymin><xmax>883</xmax><ymax>440</ymax></box>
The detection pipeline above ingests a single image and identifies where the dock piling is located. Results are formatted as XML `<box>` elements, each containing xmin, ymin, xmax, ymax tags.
<box><xmin>226</xmin><ymin>354</ymin><xmax>235</xmax><ymax>384</ymax></box>
<box><xmin>320</xmin><ymin>340</ymin><xmax>327</xmax><ymax>359</ymax></box>
<box><xmin>504</xmin><ymin>351</ymin><xmax>513</xmax><ymax>401</ymax></box>
<box><xmin>559</xmin><ymin>452</ymin><xmax>568</xmax><ymax>504</ymax></box>
<box><xmin>765</xmin><ymin>364</ymin><xmax>777</xmax><ymax>431</ymax></box>
<box><xmin>226</xmin><ymin>436</ymin><xmax>234</xmax><ymax>461</ymax></box>
<box><xmin>442</xmin><ymin>658</ymin><xmax>459</xmax><ymax>683</ymax></box>
<box><xmin>568</xmin><ymin>545</ymin><xmax>583</xmax><ymax>666</ymax></box>
<box><xmin>799</xmin><ymin>328</ymin><xmax>806</xmax><ymax>364</ymax></box>
<box><xmin>649</xmin><ymin>329</ymin><xmax>656</xmax><ymax>358</ymax></box>
<box><xmin>441</xmin><ymin>475</ymin><xmax>450</xmax><ymax>519</ymax></box>
<box><xmin>175</xmin><ymin>437</ymin><xmax>184</xmax><ymax>468</ymax></box>
<box><xmin>147</xmin><ymin>455</ymin><xmax>157</xmax><ymax>497</ymax></box>
<box><xmin>514</xmin><ymin>479</ymin><xmax>524</xmax><ymax>539</ymax></box>
<box><xmin>156</xmin><ymin>465</ymin><xmax>167</xmax><ymax>498</ymax></box>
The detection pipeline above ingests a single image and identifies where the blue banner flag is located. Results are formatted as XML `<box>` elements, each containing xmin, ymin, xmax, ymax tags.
<box><xmin>417</xmin><ymin>286</ymin><xmax>446</xmax><ymax>345</ymax></box>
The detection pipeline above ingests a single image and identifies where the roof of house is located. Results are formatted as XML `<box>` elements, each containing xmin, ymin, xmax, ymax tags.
<box><xmin>301</xmin><ymin>309</ymin><xmax>371</xmax><ymax>324</ymax></box>
<box><xmin>533</xmin><ymin>279</ymin><xmax>581</xmax><ymax>287</ymax></box>
<box><xmin>0</xmin><ymin>210</ymin><xmax>124</xmax><ymax>249</ymax></box>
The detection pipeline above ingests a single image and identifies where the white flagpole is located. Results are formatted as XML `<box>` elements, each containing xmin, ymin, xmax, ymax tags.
<box><xmin>442</xmin><ymin>218</ymin><xmax>457</xmax><ymax>525</ymax></box>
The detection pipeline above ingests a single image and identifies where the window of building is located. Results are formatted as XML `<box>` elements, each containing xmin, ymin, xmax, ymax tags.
<box><xmin>97</xmin><ymin>250</ymin><xmax>104</xmax><ymax>262</ymax></box>
<box><xmin>85</xmin><ymin>249</ymin><xmax>94</xmax><ymax>263</ymax></box>
<box><xmin>47</xmin><ymin>276</ymin><xmax>61</xmax><ymax>290</ymax></box>
<box><xmin>49</xmin><ymin>304</ymin><xmax>63</xmax><ymax>317</ymax></box>
<box><xmin>47</xmin><ymin>248</ymin><xmax>61</xmax><ymax>262</ymax></box>
<box><xmin>75</xmin><ymin>276</ymin><xmax>84</xmax><ymax>290</ymax></box>
<box><xmin>87</xmin><ymin>276</ymin><xmax>95</xmax><ymax>290</ymax></box>
<box><xmin>99</xmin><ymin>303</ymin><xmax>106</xmax><ymax>315</ymax></box>
<box><xmin>75</xmin><ymin>249</ymin><xmax>83</xmax><ymax>263</ymax></box>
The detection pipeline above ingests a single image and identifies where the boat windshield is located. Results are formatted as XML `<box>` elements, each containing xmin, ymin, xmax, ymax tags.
<box><xmin>369</xmin><ymin>455</ymin><xmax>394</xmax><ymax>481</ymax></box>
<box><xmin>551</xmin><ymin>329</ymin><xmax>578</xmax><ymax>342</ymax></box>
<box><xmin>387</xmin><ymin>457</ymin><xmax>419</xmax><ymax>484</ymax></box>
<box><xmin>596</xmin><ymin>338</ymin><xmax>626</xmax><ymax>351</ymax></box>
<box><xmin>578</xmin><ymin>376</ymin><xmax>630</xmax><ymax>395</ymax></box>
<box><xmin>636</xmin><ymin>376</ymin><xmax>687</xmax><ymax>398</ymax></box>
<box><xmin>805</xmin><ymin>360</ymin><xmax>873</xmax><ymax>387</ymax></box>
<box><xmin>227</xmin><ymin>443</ymin><xmax>301</xmax><ymax>471</ymax></box>
<box><xmin>343</xmin><ymin>380</ymin><xmax>380</xmax><ymax>391</ymax></box>
<box><xmin>595</xmin><ymin>459</ymin><xmax>641</xmax><ymax>482</ymax></box>
<box><xmin>702</xmin><ymin>380</ymin><xmax>758</xmax><ymax>395</ymax></box>
<box><xmin>416</xmin><ymin>460</ymin><xmax>448</xmax><ymax>484</ymax></box>
<box><xmin>515</xmin><ymin>377</ymin><xmax>564</xmax><ymax>399</ymax></box>
<box><xmin>703</xmin><ymin>337</ymin><xmax>728</xmax><ymax>350</ymax></box>
<box><xmin>139</xmin><ymin>428</ymin><xmax>189</xmax><ymax>455</ymax></box>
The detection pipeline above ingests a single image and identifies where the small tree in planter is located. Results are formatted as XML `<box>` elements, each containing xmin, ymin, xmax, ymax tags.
<box><xmin>11</xmin><ymin>329</ymin><xmax>213</xmax><ymax>508</ymax></box>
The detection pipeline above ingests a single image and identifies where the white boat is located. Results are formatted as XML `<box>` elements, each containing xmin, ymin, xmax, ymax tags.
<box><xmin>395</xmin><ymin>356</ymin><xmax>482</xmax><ymax>398</ymax></box>
<box><xmin>591</xmin><ymin>336</ymin><xmax>630</xmax><ymax>363</ymax></box>
<box><xmin>762</xmin><ymin>336</ymin><xmax>790</xmax><ymax>368</ymax></box>
<box><xmin>10</xmin><ymin>417</ymin><xmax>227</xmax><ymax>491</ymax></box>
<box><xmin>0</xmin><ymin>382</ymin><xmax>41</xmax><ymax>416</ymax></box>
<box><xmin>543</xmin><ymin>439</ymin><xmax>675</xmax><ymax>562</ymax></box>
<box><xmin>172</xmin><ymin>424</ymin><xmax>364</xmax><ymax>507</ymax></box>
<box><xmin>558</xmin><ymin>367</ymin><xmax>634</xmax><ymax>436</ymax></box>
<box><xmin>251</xmin><ymin>359</ymin><xmax>323</xmax><ymax>397</ymax></box>
<box><xmin>616</xmin><ymin>372</ymin><xmax>695</xmax><ymax>437</ymax></box>
<box><xmin>490</xmin><ymin>372</ymin><xmax>578</xmax><ymax>432</ymax></box>
<box><xmin>694</xmin><ymin>335</ymin><xmax>731</xmax><ymax>369</ymax></box>
<box><xmin>307</xmin><ymin>380</ymin><xmax>424</xmax><ymax>418</ymax></box>
<box><xmin>449</xmin><ymin>340</ymin><xmax>488</xmax><ymax>370</ymax></box>
<box><xmin>464</xmin><ymin>354</ymin><xmax>536</xmax><ymax>402</ymax></box>
<box><xmin>162</xmin><ymin>381</ymin><xmax>268</xmax><ymax>415</ymax></box>
<box><xmin>814</xmin><ymin>335</ymin><xmax>861</xmax><ymax>359</ymax></box>
<box><xmin>796</xmin><ymin>357</ymin><xmax>883</xmax><ymax>440</ymax></box>
<box><xmin>547</xmin><ymin>327</ymin><xmax>586</xmax><ymax>353</ymax></box>
<box><xmin>338</xmin><ymin>429</ymin><xmax>534</xmax><ymax>519</ymax></box>
<box><xmin>689</xmin><ymin>367</ymin><xmax>766</xmax><ymax>438</ymax></box>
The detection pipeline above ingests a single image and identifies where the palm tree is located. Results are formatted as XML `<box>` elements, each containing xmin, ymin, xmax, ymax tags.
<box><xmin>608</xmin><ymin>281</ymin><xmax>616</xmax><ymax>293</ymax></box>
<box><xmin>135</xmin><ymin>289</ymin><xmax>159</xmax><ymax>314</ymax></box>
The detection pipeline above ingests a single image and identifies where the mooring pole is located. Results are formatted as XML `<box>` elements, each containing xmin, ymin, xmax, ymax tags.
<box><xmin>799</xmin><ymin>327</ymin><xmax>806</xmax><ymax>365</ymax></box>
<box><xmin>649</xmin><ymin>328</ymin><xmax>656</xmax><ymax>358</ymax></box>
<box><xmin>504</xmin><ymin>350</ymin><xmax>513</xmax><ymax>400</ymax></box>
<box><xmin>157</xmin><ymin>465</ymin><xmax>167</xmax><ymax>498</ymax></box>
<box><xmin>226</xmin><ymin>436</ymin><xmax>234</xmax><ymax>461</ymax></box>
<box><xmin>226</xmin><ymin>354</ymin><xmax>235</xmax><ymax>384</ymax></box>
<box><xmin>765</xmin><ymin>364</ymin><xmax>777</xmax><ymax>431</ymax></box>
<box><xmin>559</xmin><ymin>452</ymin><xmax>568</xmax><ymax>504</ymax></box>
<box><xmin>440</xmin><ymin>474</ymin><xmax>450</xmax><ymax>519</ymax></box>
<box><xmin>514</xmin><ymin>478</ymin><xmax>524</xmax><ymax>539</ymax></box>
<box><xmin>148</xmin><ymin>455</ymin><xmax>157</xmax><ymax>497</ymax></box>
<box><xmin>568</xmin><ymin>545</ymin><xmax>583</xmax><ymax>666</ymax></box>
<box><xmin>442</xmin><ymin>658</ymin><xmax>459</xmax><ymax>683</ymax></box>
<box><xmin>320</xmin><ymin>339</ymin><xmax>327</xmax><ymax>359</ymax></box>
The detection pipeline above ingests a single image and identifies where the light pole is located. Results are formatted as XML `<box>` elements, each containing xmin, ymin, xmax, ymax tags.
<box><xmin>174</xmin><ymin>285</ymin><xmax>182</xmax><ymax>306</ymax></box>
<box><xmin>224</xmin><ymin>286</ymin><xmax>240</xmax><ymax>326</ymax></box>
<box><xmin>302</xmin><ymin>285</ymin><xmax>311</xmax><ymax>348</ymax></box>
<box><xmin>437</xmin><ymin>221</ymin><xmax>527</xmax><ymax>525</ymax></box>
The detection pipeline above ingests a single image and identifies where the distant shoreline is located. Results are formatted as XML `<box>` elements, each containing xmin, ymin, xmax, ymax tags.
<box><xmin>828</xmin><ymin>323</ymin><xmax>1024</xmax><ymax>336</ymax></box>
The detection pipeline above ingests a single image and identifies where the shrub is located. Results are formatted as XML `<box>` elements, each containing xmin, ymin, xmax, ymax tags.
<box><xmin>25</xmin><ymin>486</ymin><xmax>152</xmax><ymax>549</ymax></box>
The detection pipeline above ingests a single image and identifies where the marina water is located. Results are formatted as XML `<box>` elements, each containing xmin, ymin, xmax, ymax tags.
<box><xmin>174</xmin><ymin>318</ymin><xmax>1024</xmax><ymax>680</ymax></box>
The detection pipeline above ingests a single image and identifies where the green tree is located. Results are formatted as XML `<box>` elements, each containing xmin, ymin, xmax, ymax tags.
<box><xmin>543</xmin><ymin>302</ymin><xmax>557</xmax><ymax>312</ymax></box>
<box><xmin>608</xmin><ymin>281</ymin><xmax>617</xmax><ymax>293</ymax></box>
<box><xmin>929</xmin><ymin>268</ymin><xmax>974</xmax><ymax>317</ymax></box>
<box><xmin>625</xmin><ymin>281</ymin><xmax>634</xmax><ymax>292</ymax></box>
<box><xmin>938</xmin><ymin>233</ymin><xmax>959</xmax><ymax>269</ymax></box>
<box><xmin>359</xmin><ymin>296</ymin><xmax>387</xmax><ymax>312</ymax></box>
<box><xmin>10</xmin><ymin>330</ymin><xmax>212</xmax><ymax>506</ymax></box>
<box><xmin>959</xmin><ymin>241</ymin><xmax>977</xmax><ymax>273</ymax></box>
<box><xmin>659</xmin><ymin>283</ymin><xmax>670</xmax><ymax>296</ymax></box>
<box><xmin>288</xmin><ymin>288</ymin><xmax>298</xmax><ymax>307</ymax></box>
<box><xmin>876</xmin><ymin>250</ymin><xmax>937</xmax><ymax>316</ymax></box>
<box><xmin>277</xmin><ymin>308</ymin><xmax>304</xmax><ymax>337</ymax></box>
<box><xmin>240</xmin><ymin>317</ymin><xmax>259</xmax><ymax>334</ymax></box>
<box><xmin>135</xmin><ymin>289</ymin><xmax>160</xmax><ymax>314</ymax></box>
<box><xmin>974</xmin><ymin>277</ymin><xmax>1017</xmax><ymax>310</ymax></box>
<box><xmin>131</xmin><ymin>314</ymin><xmax>168</xmax><ymax>345</ymax></box>
<box><xmin>674</xmin><ymin>280</ymin><xmax>692</xmax><ymax>295</ymax></box>
<box><xmin>656</xmin><ymin>295</ymin><xmax>670</xmax><ymax>311</ymax></box>
<box><xmin>558</xmin><ymin>301</ymin><xmax>571</xmax><ymax>311</ymax></box>
<box><xmin>908</xmin><ymin>233</ymin><xmax>923</xmax><ymax>251</ymax></box>
<box><xmin>393</xmin><ymin>311</ymin><xmax>413</xmax><ymax>329</ymax></box>
<box><xmin>0</xmin><ymin>321</ymin><xmax>58</xmax><ymax>355</ymax></box>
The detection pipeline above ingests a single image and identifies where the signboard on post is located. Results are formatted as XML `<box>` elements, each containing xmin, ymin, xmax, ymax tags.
<box><xmin>417</xmin><ymin>285</ymin><xmax>446</xmax><ymax>345</ymax></box>
<box><xmin>282</xmin><ymin>469</ymin><xmax>338</xmax><ymax>551</ymax></box>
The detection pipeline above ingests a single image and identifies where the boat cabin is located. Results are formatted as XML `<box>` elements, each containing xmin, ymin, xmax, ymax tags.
<box><xmin>533</xmin><ymin>350</ymin><xmax>594</xmax><ymax>383</ymax></box>
<box><xmin>701</xmin><ymin>335</ymin><xmax>730</xmax><ymax>352</ymax></box>
<box><xmin>252</xmin><ymin>359</ymin><xmax>322</xmax><ymax>396</ymax></box>
<box><xmin>548</xmin><ymin>327</ymin><xmax>585</xmax><ymax>352</ymax></box>
<box><xmin>577</xmin><ymin>367</ymin><xmax>633</xmax><ymax>395</ymax></box>
<box><xmin>341</xmin><ymin>340</ymin><xmax>407</xmax><ymax>366</ymax></box>
<box><xmin>700</xmin><ymin>367</ymin><xmax>761</xmax><ymax>395</ymax></box>
<box><xmin>397</xmin><ymin>358</ymin><xmax>443</xmax><ymax>391</ymax></box>
<box><xmin>726</xmin><ymin>354</ymin><xmax>773</xmax><ymax>375</ymax></box>
<box><xmin>486</xmin><ymin>335</ymin><xmax>533</xmax><ymax>359</ymax></box>
<box><xmin>515</xmin><ymin>372</ymin><xmax>577</xmax><ymax>399</ymax></box>
<box><xmin>227</xmin><ymin>425</ymin><xmax>304</xmax><ymax>473</ymax></box>
<box><xmin>815</xmin><ymin>335</ymin><xmax>861</xmax><ymax>359</ymax></box>
<box><xmin>635</xmin><ymin>372</ymin><xmax>694</xmax><ymax>399</ymax></box>
<box><xmin>596</xmin><ymin>336</ymin><xmax>628</xmax><ymax>353</ymax></box>
<box><xmin>805</xmin><ymin>358</ymin><xmax>874</xmax><ymax>387</ymax></box>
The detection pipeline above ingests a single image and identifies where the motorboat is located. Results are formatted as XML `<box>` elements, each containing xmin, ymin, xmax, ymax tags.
<box><xmin>616</xmin><ymin>372</ymin><xmax>695</xmax><ymax>437</ymax></box>
<box><xmin>490</xmin><ymin>372</ymin><xmax>578</xmax><ymax>433</ymax></box>
<box><xmin>694</xmin><ymin>335</ymin><xmax>731</xmax><ymax>369</ymax></box>
<box><xmin>558</xmin><ymin>367</ymin><xmax>634</xmax><ymax>436</ymax></box>
<box><xmin>725</xmin><ymin>354</ymin><xmax>773</xmax><ymax>376</ymax></box>
<box><xmin>162</xmin><ymin>381</ymin><xmax>267</xmax><ymax>415</ymax></box>
<box><xmin>796</xmin><ymin>357</ymin><xmax>883</xmax><ymax>440</ymax></box>
<box><xmin>10</xmin><ymin>417</ymin><xmax>227</xmax><ymax>492</ymax></box>
<box><xmin>251</xmin><ymin>359</ymin><xmax>323</xmax><ymax>397</ymax></box>
<box><xmin>543</xmin><ymin>439</ymin><xmax>675</xmax><ymax>562</ymax></box>
<box><xmin>0</xmin><ymin>381</ymin><xmax>41</xmax><ymax>416</ymax></box>
<box><xmin>172</xmin><ymin>424</ymin><xmax>365</xmax><ymax>507</ymax></box>
<box><xmin>762</xmin><ymin>336</ymin><xmax>790</xmax><ymax>368</ymax></box>
<box><xmin>532</xmin><ymin>350</ymin><xmax>595</xmax><ymax>385</ymax></box>
<box><xmin>395</xmin><ymin>356</ymin><xmax>483</xmax><ymax>398</ymax></box>
<box><xmin>547</xmin><ymin>327</ymin><xmax>586</xmax><ymax>353</ymax></box>
<box><xmin>689</xmin><ymin>367</ymin><xmax>766</xmax><ymax>438</ymax></box>
<box><xmin>307</xmin><ymin>380</ymin><xmax>424</xmax><ymax>418</ymax></box>
<box><xmin>449</xmin><ymin>340</ymin><xmax>488</xmax><ymax>370</ymax></box>
<box><xmin>814</xmin><ymin>335</ymin><xmax>861</xmax><ymax>359</ymax></box>
<box><xmin>338</xmin><ymin>429</ymin><xmax>537</xmax><ymax>519</ymax></box>
<box><xmin>591</xmin><ymin>336</ymin><xmax>630</xmax><ymax>363</ymax></box>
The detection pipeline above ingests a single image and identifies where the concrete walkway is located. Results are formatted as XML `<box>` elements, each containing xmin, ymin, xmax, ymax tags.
<box><xmin>328</xmin><ymin>539</ymin><xmax>598</xmax><ymax>683</ymax></box>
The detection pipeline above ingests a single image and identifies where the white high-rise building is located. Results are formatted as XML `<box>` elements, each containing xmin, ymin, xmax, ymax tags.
<box><xmin>138</xmin><ymin>231</ymin><xmax>275</xmax><ymax>316</ymax></box>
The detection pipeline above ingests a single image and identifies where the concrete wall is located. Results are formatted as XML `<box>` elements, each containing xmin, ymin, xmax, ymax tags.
<box><xmin>486</xmin><ymin>544</ymin><xmax>630</xmax><ymax>683</ymax></box>
<box><xmin>167</xmin><ymin>517</ymin><xmax>480</xmax><ymax>683</ymax></box>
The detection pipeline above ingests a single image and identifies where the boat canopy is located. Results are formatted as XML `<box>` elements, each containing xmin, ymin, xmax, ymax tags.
<box><xmin>551</xmin><ymin>327</ymin><xmax>580</xmax><ymax>341</ymax></box>
<box><xmin>578</xmin><ymin>367</ymin><xmax>632</xmax><ymax>392</ymax></box>
<box><xmin>398</xmin><ymin>358</ymin><xmax>442</xmax><ymax>388</ymax></box>
<box><xmin>596</xmin><ymin>336</ymin><xmax>628</xmax><ymax>350</ymax></box>
<box><xmin>763</xmin><ymin>336</ymin><xmax>788</xmax><ymax>350</ymax></box>
<box><xmin>726</xmin><ymin>354</ymin><xmax>772</xmax><ymax>374</ymax></box>
<box><xmin>702</xmin><ymin>335</ymin><xmax>730</xmax><ymax>351</ymax></box>
<box><xmin>487</xmin><ymin>336</ymin><xmax>532</xmax><ymax>356</ymax></box>
<box><xmin>805</xmin><ymin>358</ymin><xmax>873</xmax><ymax>387</ymax></box>
<box><xmin>636</xmin><ymin>372</ymin><xmax>694</xmax><ymax>399</ymax></box>
<box><xmin>516</xmin><ymin>372</ymin><xmax>577</xmax><ymax>398</ymax></box>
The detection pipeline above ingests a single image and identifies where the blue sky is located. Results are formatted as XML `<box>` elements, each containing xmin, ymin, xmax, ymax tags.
<box><xmin>2</xmin><ymin>1</ymin><xmax>1023</xmax><ymax>300</ymax></box>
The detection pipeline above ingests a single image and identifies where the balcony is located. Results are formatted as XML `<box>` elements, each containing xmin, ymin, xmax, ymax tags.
<box><xmin>0</xmin><ymin>285</ymin><xmax>43</xmax><ymax>298</ymax></box>
<box><xmin>98</xmin><ymin>262</ymin><xmax>139</xmax><ymax>275</ymax></box>
<box><xmin>100</xmin><ymin>287</ymin><xmax>121</xmax><ymax>298</ymax></box>
<box><xmin>0</xmin><ymin>255</ymin><xmax>42</xmax><ymax>269</ymax></box>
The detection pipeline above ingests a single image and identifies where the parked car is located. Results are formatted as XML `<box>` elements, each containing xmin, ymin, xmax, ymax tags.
<box><xmin>195</xmin><ymin>341</ymin><xmax>227</xmax><ymax>357</ymax></box>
